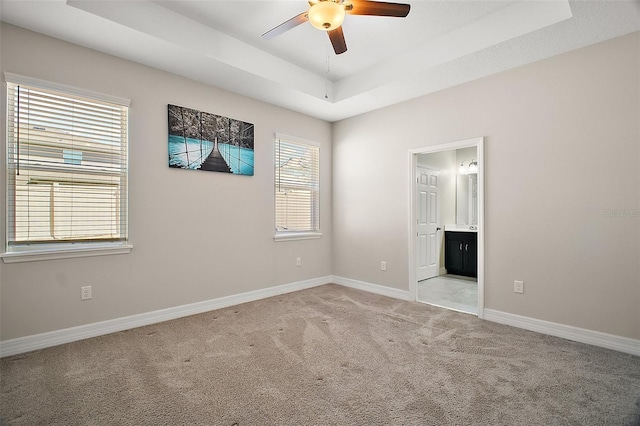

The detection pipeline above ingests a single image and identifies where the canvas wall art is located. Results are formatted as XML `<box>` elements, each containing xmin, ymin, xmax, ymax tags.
<box><xmin>168</xmin><ymin>104</ymin><xmax>254</xmax><ymax>175</ymax></box>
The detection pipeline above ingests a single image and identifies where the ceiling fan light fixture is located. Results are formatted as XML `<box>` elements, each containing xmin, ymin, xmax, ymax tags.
<box><xmin>308</xmin><ymin>1</ymin><xmax>346</xmax><ymax>31</ymax></box>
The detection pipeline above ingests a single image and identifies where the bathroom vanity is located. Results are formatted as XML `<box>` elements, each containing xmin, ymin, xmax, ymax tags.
<box><xmin>444</xmin><ymin>231</ymin><xmax>477</xmax><ymax>277</ymax></box>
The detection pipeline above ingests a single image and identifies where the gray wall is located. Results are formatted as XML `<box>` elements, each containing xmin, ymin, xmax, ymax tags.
<box><xmin>332</xmin><ymin>32</ymin><xmax>640</xmax><ymax>340</ymax></box>
<box><xmin>0</xmin><ymin>24</ymin><xmax>332</xmax><ymax>340</ymax></box>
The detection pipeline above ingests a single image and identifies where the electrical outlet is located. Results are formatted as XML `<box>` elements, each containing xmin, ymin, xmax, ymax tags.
<box><xmin>381</xmin><ymin>261</ymin><xmax>387</xmax><ymax>271</ymax></box>
<box><xmin>81</xmin><ymin>285</ymin><xmax>92</xmax><ymax>300</ymax></box>
<box><xmin>514</xmin><ymin>280</ymin><xmax>524</xmax><ymax>294</ymax></box>
<box><xmin>296</xmin><ymin>257</ymin><xmax>302</xmax><ymax>267</ymax></box>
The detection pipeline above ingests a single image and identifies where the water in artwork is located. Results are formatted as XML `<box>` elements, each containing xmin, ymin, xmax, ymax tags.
<box><xmin>218</xmin><ymin>143</ymin><xmax>255</xmax><ymax>176</ymax></box>
<box><xmin>168</xmin><ymin>135</ymin><xmax>214</xmax><ymax>169</ymax></box>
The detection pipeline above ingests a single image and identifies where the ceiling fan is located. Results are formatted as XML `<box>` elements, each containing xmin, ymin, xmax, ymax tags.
<box><xmin>262</xmin><ymin>0</ymin><xmax>411</xmax><ymax>55</ymax></box>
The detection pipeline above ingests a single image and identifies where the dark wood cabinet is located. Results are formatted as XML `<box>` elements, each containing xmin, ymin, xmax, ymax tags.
<box><xmin>445</xmin><ymin>231</ymin><xmax>477</xmax><ymax>277</ymax></box>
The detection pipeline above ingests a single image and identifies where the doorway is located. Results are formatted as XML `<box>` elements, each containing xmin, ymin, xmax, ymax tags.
<box><xmin>408</xmin><ymin>137</ymin><xmax>484</xmax><ymax>318</ymax></box>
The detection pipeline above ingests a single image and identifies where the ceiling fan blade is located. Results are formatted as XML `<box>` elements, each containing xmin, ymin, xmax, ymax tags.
<box><xmin>328</xmin><ymin>27</ymin><xmax>347</xmax><ymax>55</ymax></box>
<box><xmin>262</xmin><ymin>11</ymin><xmax>309</xmax><ymax>39</ymax></box>
<box><xmin>347</xmin><ymin>0</ymin><xmax>410</xmax><ymax>17</ymax></box>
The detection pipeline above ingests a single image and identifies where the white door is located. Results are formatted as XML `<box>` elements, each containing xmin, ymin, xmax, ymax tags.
<box><xmin>416</xmin><ymin>166</ymin><xmax>441</xmax><ymax>281</ymax></box>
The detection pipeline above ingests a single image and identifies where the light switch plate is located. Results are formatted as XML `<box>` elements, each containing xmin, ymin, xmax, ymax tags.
<box><xmin>514</xmin><ymin>280</ymin><xmax>524</xmax><ymax>294</ymax></box>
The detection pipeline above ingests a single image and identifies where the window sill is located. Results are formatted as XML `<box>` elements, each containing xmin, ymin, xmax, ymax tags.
<box><xmin>274</xmin><ymin>232</ymin><xmax>322</xmax><ymax>242</ymax></box>
<box><xmin>1</xmin><ymin>243</ymin><xmax>133</xmax><ymax>263</ymax></box>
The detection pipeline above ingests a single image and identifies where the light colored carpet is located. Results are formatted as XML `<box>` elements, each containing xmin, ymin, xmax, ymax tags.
<box><xmin>1</xmin><ymin>284</ymin><xmax>639</xmax><ymax>425</ymax></box>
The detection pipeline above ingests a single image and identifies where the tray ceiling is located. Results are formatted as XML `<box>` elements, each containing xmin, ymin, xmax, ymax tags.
<box><xmin>1</xmin><ymin>1</ymin><xmax>639</xmax><ymax>122</ymax></box>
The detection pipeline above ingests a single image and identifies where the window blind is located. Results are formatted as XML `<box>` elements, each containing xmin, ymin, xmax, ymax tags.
<box><xmin>5</xmin><ymin>79</ymin><xmax>129</xmax><ymax>249</ymax></box>
<box><xmin>274</xmin><ymin>135</ymin><xmax>320</xmax><ymax>234</ymax></box>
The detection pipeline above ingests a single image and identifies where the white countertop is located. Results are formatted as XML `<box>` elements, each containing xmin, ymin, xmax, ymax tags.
<box><xmin>444</xmin><ymin>224</ymin><xmax>478</xmax><ymax>233</ymax></box>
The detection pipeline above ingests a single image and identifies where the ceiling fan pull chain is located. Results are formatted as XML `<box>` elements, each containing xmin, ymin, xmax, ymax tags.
<box><xmin>325</xmin><ymin>41</ymin><xmax>330</xmax><ymax>99</ymax></box>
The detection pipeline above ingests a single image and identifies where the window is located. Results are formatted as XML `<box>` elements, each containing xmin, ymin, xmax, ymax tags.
<box><xmin>274</xmin><ymin>133</ymin><xmax>321</xmax><ymax>240</ymax></box>
<box><xmin>3</xmin><ymin>74</ymin><xmax>130</xmax><ymax>262</ymax></box>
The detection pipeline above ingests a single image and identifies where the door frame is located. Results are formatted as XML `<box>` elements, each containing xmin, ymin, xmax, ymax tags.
<box><xmin>408</xmin><ymin>137</ymin><xmax>485</xmax><ymax>318</ymax></box>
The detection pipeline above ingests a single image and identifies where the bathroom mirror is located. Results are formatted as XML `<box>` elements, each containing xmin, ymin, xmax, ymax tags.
<box><xmin>456</xmin><ymin>173</ymin><xmax>478</xmax><ymax>225</ymax></box>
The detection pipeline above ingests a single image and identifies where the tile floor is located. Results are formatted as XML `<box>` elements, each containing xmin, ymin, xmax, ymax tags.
<box><xmin>417</xmin><ymin>275</ymin><xmax>478</xmax><ymax>315</ymax></box>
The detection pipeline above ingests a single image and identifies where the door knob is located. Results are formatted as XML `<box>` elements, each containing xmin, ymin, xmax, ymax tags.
<box><xmin>436</xmin><ymin>227</ymin><xmax>441</xmax><ymax>231</ymax></box>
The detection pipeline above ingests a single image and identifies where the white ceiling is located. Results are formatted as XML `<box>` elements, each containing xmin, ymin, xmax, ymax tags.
<box><xmin>1</xmin><ymin>1</ymin><xmax>639</xmax><ymax>122</ymax></box>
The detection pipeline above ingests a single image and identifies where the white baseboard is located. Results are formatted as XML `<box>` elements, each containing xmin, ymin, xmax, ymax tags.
<box><xmin>331</xmin><ymin>275</ymin><xmax>412</xmax><ymax>301</ymax></box>
<box><xmin>0</xmin><ymin>276</ymin><xmax>332</xmax><ymax>358</ymax></box>
<box><xmin>484</xmin><ymin>309</ymin><xmax>640</xmax><ymax>357</ymax></box>
<box><xmin>4</xmin><ymin>277</ymin><xmax>635</xmax><ymax>358</ymax></box>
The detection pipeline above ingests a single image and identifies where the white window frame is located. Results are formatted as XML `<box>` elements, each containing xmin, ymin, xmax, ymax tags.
<box><xmin>274</xmin><ymin>133</ymin><xmax>322</xmax><ymax>241</ymax></box>
<box><xmin>1</xmin><ymin>73</ymin><xmax>132</xmax><ymax>263</ymax></box>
